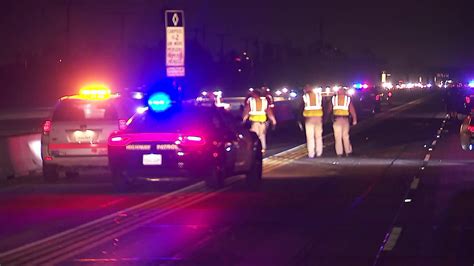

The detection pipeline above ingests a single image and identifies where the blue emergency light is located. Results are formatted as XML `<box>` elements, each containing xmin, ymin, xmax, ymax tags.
<box><xmin>469</xmin><ymin>81</ymin><xmax>474</xmax><ymax>88</ymax></box>
<box><xmin>148</xmin><ymin>92</ymin><xmax>172</xmax><ymax>112</ymax></box>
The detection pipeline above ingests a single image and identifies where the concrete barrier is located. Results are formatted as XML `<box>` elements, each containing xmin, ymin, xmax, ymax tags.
<box><xmin>0</xmin><ymin>133</ymin><xmax>42</xmax><ymax>180</ymax></box>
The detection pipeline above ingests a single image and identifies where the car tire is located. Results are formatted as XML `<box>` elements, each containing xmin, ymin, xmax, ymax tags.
<box><xmin>43</xmin><ymin>164</ymin><xmax>59</xmax><ymax>182</ymax></box>
<box><xmin>205</xmin><ymin>165</ymin><xmax>224</xmax><ymax>189</ymax></box>
<box><xmin>245</xmin><ymin>141</ymin><xmax>263</xmax><ymax>188</ymax></box>
<box><xmin>246</xmin><ymin>144</ymin><xmax>263</xmax><ymax>188</ymax></box>
<box><xmin>112</xmin><ymin>170</ymin><xmax>131</xmax><ymax>192</ymax></box>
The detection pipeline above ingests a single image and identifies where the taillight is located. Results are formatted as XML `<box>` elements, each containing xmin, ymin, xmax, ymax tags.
<box><xmin>118</xmin><ymin>119</ymin><xmax>127</xmax><ymax>131</ymax></box>
<box><xmin>178</xmin><ymin>135</ymin><xmax>205</xmax><ymax>146</ymax></box>
<box><xmin>108</xmin><ymin>135</ymin><xmax>131</xmax><ymax>146</ymax></box>
<box><xmin>43</xmin><ymin>120</ymin><xmax>52</xmax><ymax>135</ymax></box>
<box><xmin>466</xmin><ymin>97</ymin><xmax>471</xmax><ymax>104</ymax></box>
<box><xmin>468</xmin><ymin>126</ymin><xmax>474</xmax><ymax>133</ymax></box>
<box><xmin>388</xmin><ymin>92</ymin><xmax>393</xmax><ymax>97</ymax></box>
<box><xmin>375</xmin><ymin>95</ymin><xmax>380</xmax><ymax>101</ymax></box>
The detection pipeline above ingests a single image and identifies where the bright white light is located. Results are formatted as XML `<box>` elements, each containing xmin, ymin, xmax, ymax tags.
<box><xmin>427</xmin><ymin>83</ymin><xmax>432</xmax><ymax>88</ymax></box>
<box><xmin>275</xmin><ymin>90</ymin><xmax>282</xmax><ymax>96</ymax></box>
<box><xmin>406</xmin><ymin>83</ymin><xmax>415</xmax><ymax>89</ymax></box>
<box><xmin>136</xmin><ymin>106</ymin><xmax>148</xmax><ymax>114</ymax></box>
<box><xmin>28</xmin><ymin>139</ymin><xmax>42</xmax><ymax>162</ymax></box>
<box><xmin>469</xmin><ymin>144</ymin><xmax>473</xmax><ymax>150</ymax></box>
<box><xmin>362</xmin><ymin>84</ymin><xmax>369</xmax><ymax>89</ymax></box>
<box><xmin>201</xmin><ymin>91</ymin><xmax>208</xmax><ymax>96</ymax></box>
<box><xmin>282</xmin><ymin>88</ymin><xmax>289</xmax><ymax>93</ymax></box>
<box><xmin>313</xmin><ymin>87</ymin><xmax>322</xmax><ymax>93</ymax></box>
<box><xmin>332</xmin><ymin>85</ymin><xmax>340</xmax><ymax>92</ymax></box>
<box><xmin>347</xmin><ymin>88</ymin><xmax>356</xmax><ymax>96</ymax></box>
<box><xmin>469</xmin><ymin>81</ymin><xmax>474</xmax><ymax>88</ymax></box>
<box><xmin>382</xmin><ymin>82</ymin><xmax>393</xmax><ymax>89</ymax></box>
<box><xmin>404</xmin><ymin>198</ymin><xmax>412</xmax><ymax>203</ymax></box>
<box><xmin>289</xmin><ymin>91</ymin><xmax>297</xmax><ymax>98</ymax></box>
<box><xmin>213</xmin><ymin>90</ymin><xmax>222</xmax><ymax>96</ymax></box>
<box><xmin>132</xmin><ymin>92</ymin><xmax>144</xmax><ymax>100</ymax></box>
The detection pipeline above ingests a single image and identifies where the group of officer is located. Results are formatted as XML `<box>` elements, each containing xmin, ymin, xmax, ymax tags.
<box><xmin>241</xmin><ymin>85</ymin><xmax>357</xmax><ymax>157</ymax></box>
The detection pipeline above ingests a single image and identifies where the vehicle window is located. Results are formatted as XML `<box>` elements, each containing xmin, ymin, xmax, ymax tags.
<box><xmin>52</xmin><ymin>100</ymin><xmax>118</xmax><ymax>121</ymax></box>
<box><xmin>127</xmin><ymin>106</ymin><xmax>212</xmax><ymax>133</ymax></box>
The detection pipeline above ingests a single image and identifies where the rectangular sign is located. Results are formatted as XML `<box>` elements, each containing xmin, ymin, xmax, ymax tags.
<box><xmin>165</xmin><ymin>10</ymin><xmax>185</xmax><ymax>77</ymax></box>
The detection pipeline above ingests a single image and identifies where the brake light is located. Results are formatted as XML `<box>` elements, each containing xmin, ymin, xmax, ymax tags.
<box><xmin>118</xmin><ymin>119</ymin><xmax>127</xmax><ymax>131</ymax></box>
<box><xmin>466</xmin><ymin>97</ymin><xmax>471</xmax><ymax>104</ymax></box>
<box><xmin>388</xmin><ymin>92</ymin><xmax>393</xmax><ymax>97</ymax></box>
<box><xmin>375</xmin><ymin>95</ymin><xmax>380</xmax><ymax>101</ymax></box>
<box><xmin>179</xmin><ymin>135</ymin><xmax>205</xmax><ymax>146</ymax></box>
<box><xmin>186</xmin><ymin>136</ymin><xmax>202</xmax><ymax>142</ymax></box>
<box><xmin>108</xmin><ymin>135</ymin><xmax>131</xmax><ymax>146</ymax></box>
<box><xmin>468</xmin><ymin>125</ymin><xmax>474</xmax><ymax>133</ymax></box>
<box><xmin>43</xmin><ymin>120</ymin><xmax>52</xmax><ymax>135</ymax></box>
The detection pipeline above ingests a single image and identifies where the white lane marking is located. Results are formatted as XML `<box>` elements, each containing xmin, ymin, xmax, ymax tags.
<box><xmin>410</xmin><ymin>177</ymin><xmax>420</xmax><ymax>190</ymax></box>
<box><xmin>424</xmin><ymin>154</ymin><xmax>431</xmax><ymax>162</ymax></box>
<box><xmin>383</xmin><ymin>227</ymin><xmax>403</xmax><ymax>251</ymax></box>
<box><xmin>0</xmin><ymin>142</ymin><xmax>307</xmax><ymax>260</ymax></box>
<box><xmin>431</xmin><ymin>140</ymin><xmax>437</xmax><ymax>146</ymax></box>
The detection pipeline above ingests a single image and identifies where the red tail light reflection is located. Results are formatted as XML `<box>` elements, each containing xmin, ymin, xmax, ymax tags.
<box><xmin>43</xmin><ymin>120</ymin><xmax>52</xmax><ymax>135</ymax></box>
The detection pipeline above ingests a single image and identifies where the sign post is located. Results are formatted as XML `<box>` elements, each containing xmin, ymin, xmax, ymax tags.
<box><xmin>165</xmin><ymin>10</ymin><xmax>185</xmax><ymax>77</ymax></box>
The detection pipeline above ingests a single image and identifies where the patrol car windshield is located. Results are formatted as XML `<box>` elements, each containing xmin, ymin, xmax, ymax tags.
<box><xmin>52</xmin><ymin>100</ymin><xmax>118</xmax><ymax>121</ymax></box>
<box><xmin>127</xmin><ymin>106</ymin><xmax>219</xmax><ymax>133</ymax></box>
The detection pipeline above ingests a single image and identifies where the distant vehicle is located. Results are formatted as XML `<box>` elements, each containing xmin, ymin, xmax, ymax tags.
<box><xmin>41</xmin><ymin>84</ymin><xmax>135</xmax><ymax>181</ymax></box>
<box><xmin>107</xmin><ymin>94</ymin><xmax>263</xmax><ymax>191</ymax></box>
<box><xmin>352</xmin><ymin>86</ymin><xmax>383</xmax><ymax>114</ymax></box>
<box><xmin>460</xmin><ymin>114</ymin><xmax>474</xmax><ymax>151</ymax></box>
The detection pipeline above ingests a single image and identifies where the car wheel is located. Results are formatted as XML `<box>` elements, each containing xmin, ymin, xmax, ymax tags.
<box><xmin>112</xmin><ymin>170</ymin><xmax>132</xmax><ymax>192</ymax></box>
<box><xmin>205</xmin><ymin>165</ymin><xmax>224</xmax><ymax>189</ymax></box>
<box><xmin>43</xmin><ymin>164</ymin><xmax>59</xmax><ymax>182</ymax></box>
<box><xmin>246</xmin><ymin>146</ymin><xmax>263</xmax><ymax>188</ymax></box>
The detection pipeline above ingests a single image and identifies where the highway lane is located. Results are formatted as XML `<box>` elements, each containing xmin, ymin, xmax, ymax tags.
<box><xmin>59</xmin><ymin>92</ymin><xmax>451</xmax><ymax>265</ymax></box>
<box><xmin>0</xmin><ymin>90</ymin><xmax>432</xmax><ymax>265</ymax></box>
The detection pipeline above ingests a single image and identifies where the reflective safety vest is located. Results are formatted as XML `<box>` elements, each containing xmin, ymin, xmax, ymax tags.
<box><xmin>303</xmin><ymin>91</ymin><xmax>323</xmax><ymax>117</ymax></box>
<box><xmin>332</xmin><ymin>95</ymin><xmax>350</xmax><ymax>116</ymax></box>
<box><xmin>248</xmin><ymin>97</ymin><xmax>268</xmax><ymax>122</ymax></box>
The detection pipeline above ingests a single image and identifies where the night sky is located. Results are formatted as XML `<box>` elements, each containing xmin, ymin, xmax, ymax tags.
<box><xmin>1</xmin><ymin>0</ymin><xmax>473</xmax><ymax>68</ymax></box>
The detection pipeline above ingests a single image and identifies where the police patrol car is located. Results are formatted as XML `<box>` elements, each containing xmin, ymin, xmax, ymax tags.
<box><xmin>41</xmin><ymin>84</ymin><xmax>135</xmax><ymax>181</ymax></box>
<box><xmin>107</xmin><ymin>91</ymin><xmax>263</xmax><ymax>191</ymax></box>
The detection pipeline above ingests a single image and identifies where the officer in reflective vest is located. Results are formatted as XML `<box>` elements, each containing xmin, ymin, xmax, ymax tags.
<box><xmin>328</xmin><ymin>87</ymin><xmax>358</xmax><ymax>157</ymax></box>
<box><xmin>242</xmin><ymin>89</ymin><xmax>277</xmax><ymax>153</ymax></box>
<box><xmin>302</xmin><ymin>85</ymin><xmax>324</xmax><ymax>158</ymax></box>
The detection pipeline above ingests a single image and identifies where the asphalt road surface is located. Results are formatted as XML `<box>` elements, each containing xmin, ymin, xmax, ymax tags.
<box><xmin>2</xmin><ymin>89</ymin><xmax>472</xmax><ymax>265</ymax></box>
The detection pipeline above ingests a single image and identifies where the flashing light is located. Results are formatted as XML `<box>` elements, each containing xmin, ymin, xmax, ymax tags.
<box><xmin>347</xmin><ymin>88</ymin><xmax>356</xmax><ymax>96</ymax></box>
<box><xmin>353</xmin><ymin>83</ymin><xmax>363</xmax><ymax>89</ymax></box>
<box><xmin>470</xmin><ymin>144</ymin><xmax>473</xmax><ymax>151</ymax></box>
<box><xmin>468</xmin><ymin>125</ymin><xmax>474</xmax><ymax>133</ymax></box>
<box><xmin>213</xmin><ymin>90</ymin><xmax>223</xmax><ymax>97</ymax></box>
<box><xmin>362</xmin><ymin>84</ymin><xmax>369</xmax><ymax>89</ymax></box>
<box><xmin>43</xmin><ymin>120</ymin><xmax>52</xmax><ymax>135</ymax></box>
<box><xmin>249</xmin><ymin>88</ymin><xmax>254</xmax><ymax>92</ymax></box>
<box><xmin>186</xmin><ymin>136</ymin><xmax>202</xmax><ymax>142</ymax></box>
<box><xmin>132</xmin><ymin>92</ymin><xmax>144</xmax><ymax>100</ymax></box>
<box><xmin>275</xmin><ymin>90</ymin><xmax>282</xmax><ymax>96</ymax></box>
<box><xmin>79</xmin><ymin>84</ymin><xmax>111</xmax><ymax>100</ymax></box>
<box><xmin>282</xmin><ymin>87</ymin><xmax>289</xmax><ymax>93</ymax></box>
<box><xmin>332</xmin><ymin>85</ymin><xmax>340</xmax><ymax>92</ymax></box>
<box><xmin>289</xmin><ymin>91</ymin><xmax>297</xmax><ymax>98</ymax></box>
<box><xmin>427</xmin><ymin>83</ymin><xmax>433</xmax><ymax>88</ymax></box>
<box><xmin>136</xmin><ymin>106</ymin><xmax>148</xmax><ymax>114</ymax></box>
<box><xmin>148</xmin><ymin>92</ymin><xmax>172</xmax><ymax>112</ymax></box>
<box><xmin>406</xmin><ymin>83</ymin><xmax>415</xmax><ymax>89</ymax></box>
<box><xmin>469</xmin><ymin>81</ymin><xmax>474</xmax><ymax>88</ymax></box>
<box><xmin>313</xmin><ymin>87</ymin><xmax>322</xmax><ymax>93</ymax></box>
<box><xmin>201</xmin><ymin>91</ymin><xmax>208</xmax><ymax>96</ymax></box>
